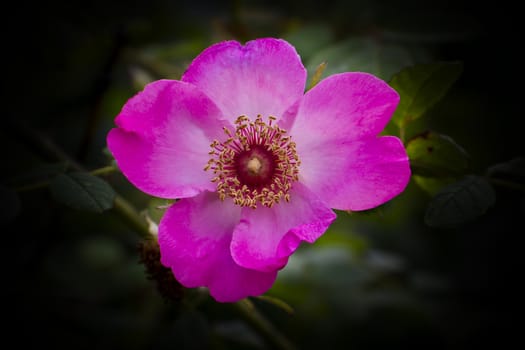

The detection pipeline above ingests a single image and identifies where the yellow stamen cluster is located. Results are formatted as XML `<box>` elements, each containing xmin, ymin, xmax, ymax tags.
<box><xmin>204</xmin><ymin>115</ymin><xmax>300</xmax><ymax>209</ymax></box>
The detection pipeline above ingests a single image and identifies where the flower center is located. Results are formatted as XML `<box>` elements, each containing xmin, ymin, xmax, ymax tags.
<box><xmin>247</xmin><ymin>157</ymin><xmax>262</xmax><ymax>174</ymax></box>
<box><xmin>205</xmin><ymin>115</ymin><xmax>300</xmax><ymax>209</ymax></box>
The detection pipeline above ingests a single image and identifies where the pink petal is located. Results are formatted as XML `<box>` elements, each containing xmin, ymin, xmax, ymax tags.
<box><xmin>288</xmin><ymin>72</ymin><xmax>400</xmax><ymax>143</ymax></box>
<box><xmin>107</xmin><ymin>80</ymin><xmax>227</xmax><ymax>199</ymax></box>
<box><xmin>182</xmin><ymin>38</ymin><xmax>306</xmax><ymax>123</ymax></box>
<box><xmin>298</xmin><ymin>136</ymin><xmax>411</xmax><ymax>211</ymax></box>
<box><xmin>158</xmin><ymin>191</ymin><xmax>277</xmax><ymax>302</ymax></box>
<box><xmin>231</xmin><ymin>183</ymin><xmax>336</xmax><ymax>272</ymax></box>
<box><xmin>286</xmin><ymin>72</ymin><xmax>409</xmax><ymax>210</ymax></box>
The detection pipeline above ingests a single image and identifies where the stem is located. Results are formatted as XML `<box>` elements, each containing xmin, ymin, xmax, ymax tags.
<box><xmin>15</xmin><ymin>180</ymin><xmax>52</xmax><ymax>192</ymax></box>
<box><xmin>113</xmin><ymin>195</ymin><xmax>151</xmax><ymax>239</ymax></box>
<box><xmin>90</xmin><ymin>165</ymin><xmax>118</xmax><ymax>176</ymax></box>
<box><xmin>233</xmin><ymin>299</ymin><xmax>296</xmax><ymax>350</ymax></box>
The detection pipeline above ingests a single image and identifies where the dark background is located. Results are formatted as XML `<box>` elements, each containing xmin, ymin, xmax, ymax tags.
<box><xmin>2</xmin><ymin>1</ymin><xmax>521</xmax><ymax>349</ymax></box>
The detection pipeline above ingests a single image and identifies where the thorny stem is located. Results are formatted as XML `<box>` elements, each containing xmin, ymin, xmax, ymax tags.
<box><xmin>9</xmin><ymin>119</ymin><xmax>296</xmax><ymax>350</ymax></box>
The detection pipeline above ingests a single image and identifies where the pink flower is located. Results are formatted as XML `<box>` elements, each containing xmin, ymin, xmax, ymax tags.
<box><xmin>107</xmin><ymin>38</ymin><xmax>410</xmax><ymax>302</ymax></box>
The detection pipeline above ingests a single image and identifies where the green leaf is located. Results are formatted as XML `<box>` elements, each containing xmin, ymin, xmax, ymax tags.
<box><xmin>407</xmin><ymin>131</ymin><xmax>469</xmax><ymax>177</ymax></box>
<box><xmin>424</xmin><ymin>175</ymin><xmax>495</xmax><ymax>228</ymax></box>
<box><xmin>306</xmin><ymin>37</ymin><xmax>415</xmax><ymax>83</ymax></box>
<box><xmin>390</xmin><ymin>62</ymin><xmax>463</xmax><ymax>127</ymax></box>
<box><xmin>50</xmin><ymin>172</ymin><xmax>116</xmax><ymax>213</ymax></box>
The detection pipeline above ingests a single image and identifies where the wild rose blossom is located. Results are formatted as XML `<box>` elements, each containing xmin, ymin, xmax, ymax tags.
<box><xmin>107</xmin><ymin>38</ymin><xmax>410</xmax><ymax>302</ymax></box>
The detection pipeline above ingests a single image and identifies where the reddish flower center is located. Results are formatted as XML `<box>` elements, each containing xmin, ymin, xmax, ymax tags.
<box><xmin>205</xmin><ymin>115</ymin><xmax>300</xmax><ymax>209</ymax></box>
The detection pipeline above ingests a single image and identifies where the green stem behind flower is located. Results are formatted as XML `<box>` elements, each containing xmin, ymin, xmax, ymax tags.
<box><xmin>113</xmin><ymin>195</ymin><xmax>151</xmax><ymax>239</ymax></box>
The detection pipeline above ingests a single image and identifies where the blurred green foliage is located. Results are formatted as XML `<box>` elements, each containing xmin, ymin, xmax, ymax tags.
<box><xmin>2</xmin><ymin>0</ymin><xmax>523</xmax><ymax>349</ymax></box>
